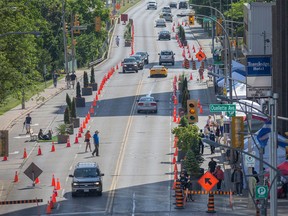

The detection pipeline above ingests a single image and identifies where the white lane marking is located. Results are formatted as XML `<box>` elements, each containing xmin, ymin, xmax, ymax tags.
<box><xmin>9</xmin><ymin>151</ymin><xmax>19</xmax><ymax>155</ymax></box>
<box><xmin>65</xmin><ymin>177</ymin><xmax>69</xmax><ymax>182</ymax></box>
<box><xmin>61</xmin><ymin>189</ymin><xmax>65</xmax><ymax>197</ymax></box>
<box><xmin>69</xmin><ymin>165</ymin><xmax>73</xmax><ymax>171</ymax></box>
<box><xmin>132</xmin><ymin>192</ymin><xmax>136</xmax><ymax>216</ymax></box>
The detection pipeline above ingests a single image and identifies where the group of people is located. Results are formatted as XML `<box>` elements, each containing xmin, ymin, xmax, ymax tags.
<box><xmin>84</xmin><ymin>130</ymin><xmax>100</xmax><ymax>156</ymax></box>
<box><xmin>52</xmin><ymin>71</ymin><xmax>77</xmax><ymax>89</ymax></box>
<box><xmin>179</xmin><ymin>170</ymin><xmax>194</xmax><ymax>202</ymax></box>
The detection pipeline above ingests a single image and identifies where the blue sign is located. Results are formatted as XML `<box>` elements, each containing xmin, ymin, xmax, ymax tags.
<box><xmin>246</xmin><ymin>56</ymin><xmax>272</xmax><ymax>76</ymax></box>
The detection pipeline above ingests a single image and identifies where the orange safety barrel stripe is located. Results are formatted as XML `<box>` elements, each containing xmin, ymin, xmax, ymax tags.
<box><xmin>0</xmin><ymin>199</ymin><xmax>43</xmax><ymax>205</ymax></box>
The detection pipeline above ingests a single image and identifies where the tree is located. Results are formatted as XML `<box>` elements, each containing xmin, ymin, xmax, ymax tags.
<box><xmin>76</xmin><ymin>81</ymin><xmax>81</xmax><ymax>98</ymax></box>
<box><xmin>183</xmin><ymin>149</ymin><xmax>201</xmax><ymax>176</ymax></box>
<box><xmin>179</xmin><ymin>116</ymin><xmax>189</xmax><ymax>127</ymax></box>
<box><xmin>90</xmin><ymin>67</ymin><xmax>95</xmax><ymax>83</ymax></box>
<box><xmin>182</xmin><ymin>88</ymin><xmax>190</xmax><ymax>113</ymax></box>
<box><xmin>71</xmin><ymin>98</ymin><xmax>77</xmax><ymax>118</ymax></box>
<box><xmin>83</xmin><ymin>71</ymin><xmax>89</xmax><ymax>87</ymax></box>
<box><xmin>66</xmin><ymin>93</ymin><xmax>72</xmax><ymax>111</ymax></box>
<box><xmin>64</xmin><ymin>107</ymin><xmax>70</xmax><ymax>124</ymax></box>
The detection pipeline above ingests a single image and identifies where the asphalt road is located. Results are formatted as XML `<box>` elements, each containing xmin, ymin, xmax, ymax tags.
<box><xmin>0</xmin><ymin>1</ymin><xmax>277</xmax><ymax>215</ymax></box>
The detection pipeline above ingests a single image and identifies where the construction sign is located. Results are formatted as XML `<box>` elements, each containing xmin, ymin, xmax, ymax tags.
<box><xmin>198</xmin><ymin>171</ymin><xmax>219</xmax><ymax>192</ymax></box>
<box><xmin>24</xmin><ymin>162</ymin><xmax>43</xmax><ymax>183</ymax></box>
<box><xmin>195</xmin><ymin>50</ymin><xmax>206</xmax><ymax>61</ymax></box>
<box><xmin>231</xmin><ymin>116</ymin><xmax>244</xmax><ymax>149</ymax></box>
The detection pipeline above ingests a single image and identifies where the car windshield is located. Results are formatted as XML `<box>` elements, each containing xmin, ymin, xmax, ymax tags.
<box><xmin>160</xmin><ymin>31</ymin><xmax>169</xmax><ymax>34</ymax></box>
<box><xmin>140</xmin><ymin>97</ymin><xmax>155</xmax><ymax>102</ymax></box>
<box><xmin>161</xmin><ymin>51</ymin><xmax>172</xmax><ymax>55</ymax></box>
<box><xmin>132</xmin><ymin>55</ymin><xmax>141</xmax><ymax>61</ymax></box>
<box><xmin>124</xmin><ymin>58</ymin><xmax>136</xmax><ymax>63</ymax></box>
<box><xmin>153</xmin><ymin>66</ymin><xmax>164</xmax><ymax>69</ymax></box>
<box><xmin>74</xmin><ymin>168</ymin><xmax>99</xmax><ymax>178</ymax></box>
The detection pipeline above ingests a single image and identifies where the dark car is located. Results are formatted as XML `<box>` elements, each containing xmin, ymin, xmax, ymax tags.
<box><xmin>131</xmin><ymin>55</ymin><xmax>144</xmax><ymax>70</ymax></box>
<box><xmin>69</xmin><ymin>162</ymin><xmax>104</xmax><ymax>197</ymax></box>
<box><xmin>122</xmin><ymin>57</ymin><xmax>139</xmax><ymax>73</ymax></box>
<box><xmin>135</xmin><ymin>51</ymin><xmax>149</xmax><ymax>64</ymax></box>
<box><xmin>158</xmin><ymin>30</ymin><xmax>171</xmax><ymax>40</ymax></box>
<box><xmin>169</xmin><ymin>2</ymin><xmax>177</xmax><ymax>8</ymax></box>
<box><xmin>179</xmin><ymin>0</ymin><xmax>188</xmax><ymax>9</ymax></box>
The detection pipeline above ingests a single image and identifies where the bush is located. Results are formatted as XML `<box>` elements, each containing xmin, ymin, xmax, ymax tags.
<box><xmin>71</xmin><ymin>98</ymin><xmax>76</xmax><ymax>118</ymax></box>
<box><xmin>83</xmin><ymin>71</ymin><xmax>89</xmax><ymax>88</ymax></box>
<box><xmin>76</xmin><ymin>81</ymin><xmax>81</xmax><ymax>98</ymax></box>
<box><xmin>64</xmin><ymin>107</ymin><xmax>70</xmax><ymax>124</ymax></box>
<box><xmin>66</xmin><ymin>93</ymin><xmax>72</xmax><ymax>110</ymax></box>
<box><xmin>124</xmin><ymin>23</ymin><xmax>132</xmax><ymax>41</ymax></box>
<box><xmin>90</xmin><ymin>67</ymin><xmax>95</xmax><ymax>84</ymax></box>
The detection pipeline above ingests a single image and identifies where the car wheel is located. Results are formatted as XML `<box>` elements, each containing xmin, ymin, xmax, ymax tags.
<box><xmin>72</xmin><ymin>192</ymin><xmax>77</xmax><ymax>197</ymax></box>
<box><xmin>98</xmin><ymin>191</ymin><xmax>102</xmax><ymax>196</ymax></box>
<box><xmin>136</xmin><ymin>70</ymin><xmax>138</xmax><ymax>73</ymax></box>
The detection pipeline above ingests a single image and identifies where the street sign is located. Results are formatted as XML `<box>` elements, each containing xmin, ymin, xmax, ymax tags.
<box><xmin>209</xmin><ymin>104</ymin><xmax>236</xmax><ymax>112</ymax></box>
<box><xmin>198</xmin><ymin>171</ymin><xmax>219</xmax><ymax>192</ymax></box>
<box><xmin>255</xmin><ymin>185</ymin><xmax>268</xmax><ymax>199</ymax></box>
<box><xmin>24</xmin><ymin>162</ymin><xmax>43</xmax><ymax>183</ymax></box>
<box><xmin>245</xmin><ymin>151</ymin><xmax>255</xmax><ymax>167</ymax></box>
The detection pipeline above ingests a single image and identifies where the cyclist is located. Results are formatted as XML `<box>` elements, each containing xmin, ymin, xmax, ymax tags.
<box><xmin>116</xmin><ymin>36</ymin><xmax>120</xmax><ymax>47</ymax></box>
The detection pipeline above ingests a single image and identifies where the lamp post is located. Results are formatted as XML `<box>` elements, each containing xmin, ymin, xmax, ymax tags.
<box><xmin>0</xmin><ymin>31</ymin><xmax>41</xmax><ymax>109</ymax></box>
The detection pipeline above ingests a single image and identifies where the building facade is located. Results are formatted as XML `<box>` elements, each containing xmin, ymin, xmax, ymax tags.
<box><xmin>272</xmin><ymin>0</ymin><xmax>288</xmax><ymax>135</ymax></box>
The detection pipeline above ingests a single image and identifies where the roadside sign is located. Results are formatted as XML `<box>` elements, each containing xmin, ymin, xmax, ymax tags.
<box><xmin>245</xmin><ymin>151</ymin><xmax>255</xmax><ymax>167</ymax></box>
<box><xmin>209</xmin><ymin>104</ymin><xmax>236</xmax><ymax>112</ymax></box>
<box><xmin>24</xmin><ymin>162</ymin><xmax>43</xmax><ymax>183</ymax></box>
<box><xmin>198</xmin><ymin>171</ymin><xmax>219</xmax><ymax>192</ymax></box>
<box><xmin>255</xmin><ymin>185</ymin><xmax>268</xmax><ymax>199</ymax></box>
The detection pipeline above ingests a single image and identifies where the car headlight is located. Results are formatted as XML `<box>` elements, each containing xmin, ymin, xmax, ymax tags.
<box><xmin>134</xmin><ymin>64</ymin><xmax>137</xmax><ymax>66</ymax></box>
<box><xmin>72</xmin><ymin>183</ymin><xmax>79</xmax><ymax>186</ymax></box>
<box><xmin>94</xmin><ymin>182</ymin><xmax>100</xmax><ymax>185</ymax></box>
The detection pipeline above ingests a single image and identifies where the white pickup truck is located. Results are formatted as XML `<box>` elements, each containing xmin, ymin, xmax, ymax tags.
<box><xmin>147</xmin><ymin>0</ymin><xmax>157</xmax><ymax>10</ymax></box>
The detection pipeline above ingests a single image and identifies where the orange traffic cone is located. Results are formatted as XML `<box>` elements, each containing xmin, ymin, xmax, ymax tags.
<box><xmin>173</xmin><ymin>114</ymin><xmax>177</xmax><ymax>123</ymax></box>
<box><xmin>80</xmin><ymin>126</ymin><xmax>83</xmax><ymax>133</ymax></box>
<box><xmin>74</xmin><ymin>136</ymin><xmax>79</xmax><ymax>144</ymax></box>
<box><xmin>14</xmin><ymin>171</ymin><xmax>19</xmax><ymax>182</ymax></box>
<box><xmin>46</xmin><ymin>201</ymin><xmax>52</xmax><ymax>214</ymax></box>
<box><xmin>23</xmin><ymin>148</ymin><xmax>27</xmax><ymax>159</ymax></box>
<box><xmin>95</xmin><ymin>94</ymin><xmax>99</xmax><ymax>101</ymax></box>
<box><xmin>53</xmin><ymin>188</ymin><xmax>58</xmax><ymax>197</ymax></box>
<box><xmin>66</xmin><ymin>138</ymin><xmax>71</xmax><ymax>147</ymax></box>
<box><xmin>49</xmin><ymin>196</ymin><xmax>54</xmax><ymax>209</ymax></box>
<box><xmin>174</xmin><ymin>147</ymin><xmax>178</xmax><ymax>157</ymax></box>
<box><xmin>89</xmin><ymin>106</ymin><xmax>94</xmax><ymax>114</ymax></box>
<box><xmin>83</xmin><ymin>121</ymin><xmax>86</xmax><ymax>129</ymax></box>
<box><xmin>93</xmin><ymin>99</ymin><xmax>96</xmax><ymax>107</ymax></box>
<box><xmin>177</xmin><ymin>116</ymin><xmax>181</xmax><ymax>124</ymax></box>
<box><xmin>87</xmin><ymin>112</ymin><xmax>91</xmax><ymax>120</ymax></box>
<box><xmin>173</xmin><ymin>138</ymin><xmax>178</xmax><ymax>148</ymax></box>
<box><xmin>172</xmin><ymin>180</ymin><xmax>177</xmax><ymax>190</ymax></box>
<box><xmin>174</xmin><ymin>163</ymin><xmax>178</xmax><ymax>172</ymax></box>
<box><xmin>51</xmin><ymin>174</ymin><xmax>56</xmax><ymax>187</ymax></box>
<box><xmin>37</xmin><ymin>146</ymin><xmax>42</xmax><ymax>156</ymax></box>
<box><xmin>190</xmin><ymin>73</ymin><xmax>193</xmax><ymax>80</ymax></box>
<box><xmin>34</xmin><ymin>177</ymin><xmax>40</xmax><ymax>184</ymax></box>
<box><xmin>172</xmin><ymin>156</ymin><xmax>176</xmax><ymax>164</ymax></box>
<box><xmin>77</xmin><ymin>131</ymin><xmax>82</xmax><ymax>138</ymax></box>
<box><xmin>56</xmin><ymin>178</ymin><xmax>61</xmax><ymax>190</ymax></box>
<box><xmin>197</xmin><ymin>99</ymin><xmax>201</xmax><ymax>108</ymax></box>
<box><xmin>2</xmin><ymin>155</ymin><xmax>8</xmax><ymax>161</ymax></box>
<box><xmin>51</xmin><ymin>142</ymin><xmax>55</xmax><ymax>152</ymax></box>
<box><xmin>174</xmin><ymin>170</ymin><xmax>178</xmax><ymax>180</ymax></box>
<box><xmin>52</xmin><ymin>192</ymin><xmax>57</xmax><ymax>203</ymax></box>
<box><xmin>200</xmin><ymin>105</ymin><xmax>204</xmax><ymax>114</ymax></box>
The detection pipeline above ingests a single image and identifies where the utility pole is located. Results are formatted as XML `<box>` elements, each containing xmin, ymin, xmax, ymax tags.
<box><xmin>71</xmin><ymin>13</ymin><xmax>75</xmax><ymax>75</ymax></box>
<box><xmin>62</xmin><ymin>0</ymin><xmax>69</xmax><ymax>88</ymax></box>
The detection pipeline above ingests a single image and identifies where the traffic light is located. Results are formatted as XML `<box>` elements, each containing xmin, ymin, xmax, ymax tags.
<box><xmin>189</xmin><ymin>15</ymin><xmax>195</xmax><ymax>25</ymax></box>
<box><xmin>187</xmin><ymin>99</ymin><xmax>198</xmax><ymax>124</ymax></box>
<box><xmin>74</xmin><ymin>14</ymin><xmax>80</xmax><ymax>34</ymax></box>
<box><xmin>95</xmin><ymin>16</ymin><xmax>101</xmax><ymax>32</ymax></box>
<box><xmin>216</xmin><ymin>18</ymin><xmax>223</xmax><ymax>36</ymax></box>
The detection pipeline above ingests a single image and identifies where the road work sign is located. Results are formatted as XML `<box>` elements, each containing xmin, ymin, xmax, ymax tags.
<box><xmin>198</xmin><ymin>171</ymin><xmax>219</xmax><ymax>192</ymax></box>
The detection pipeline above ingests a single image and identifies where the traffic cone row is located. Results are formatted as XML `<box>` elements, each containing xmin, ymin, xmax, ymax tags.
<box><xmin>46</xmin><ymin>185</ymin><xmax>59</xmax><ymax>214</ymax></box>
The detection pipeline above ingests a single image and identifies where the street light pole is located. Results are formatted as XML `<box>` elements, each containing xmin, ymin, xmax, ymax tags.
<box><xmin>62</xmin><ymin>0</ymin><xmax>69</xmax><ymax>88</ymax></box>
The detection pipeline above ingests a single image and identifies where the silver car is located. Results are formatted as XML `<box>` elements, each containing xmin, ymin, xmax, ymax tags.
<box><xmin>155</xmin><ymin>18</ymin><xmax>166</xmax><ymax>27</ymax></box>
<box><xmin>137</xmin><ymin>96</ymin><xmax>158</xmax><ymax>113</ymax></box>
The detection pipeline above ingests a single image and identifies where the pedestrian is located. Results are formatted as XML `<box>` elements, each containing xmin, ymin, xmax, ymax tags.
<box><xmin>204</xmin><ymin>124</ymin><xmax>210</xmax><ymax>138</ymax></box>
<box><xmin>209</xmin><ymin>131</ymin><xmax>216</xmax><ymax>154</ymax></box>
<box><xmin>198</xmin><ymin>129</ymin><xmax>205</xmax><ymax>155</ymax></box>
<box><xmin>198</xmin><ymin>66</ymin><xmax>204</xmax><ymax>82</ymax></box>
<box><xmin>52</xmin><ymin>71</ymin><xmax>58</xmax><ymax>88</ymax></box>
<box><xmin>252</xmin><ymin>167</ymin><xmax>259</xmax><ymax>183</ymax></box>
<box><xmin>84</xmin><ymin>130</ymin><xmax>92</xmax><ymax>152</ymax></box>
<box><xmin>213</xmin><ymin>165</ymin><xmax>224</xmax><ymax>191</ymax></box>
<box><xmin>179</xmin><ymin>171</ymin><xmax>188</xmax><ymax>190</ymax></box>
<box><xmin>206</xmin><ymin>115</ymin><xmax>214</xmax><ymax>127</ymax></box>
<box><xmin>233</xmin><ymin>167</ymin><xmax>244</xmax><ymax>196</ymax></box>
<box><xmin>92</xmin><ymin>130</ymin><xmax>100</xmax><ymax>156</ymax></box>
<box><xmin>70</xmin><ymin>72</ymin><xmax>77</xmax><ymax>89</ymax></box>
<box><xmin>65</xmin><ymin>73</ymin><xmax>71</xmax><ymax>89</ymax></box>
<box><xmin>185</xmin><ymin>176</ymin><xmax>195</xmax><ymax>202</ymax></box>
<box><xmin>219</xmin><ymin>114</ymin><xmax>224</xmax><ymax>136</ymax></box>
<box><xmin>208</xmin><ymin>158</ymin><xmax>217</xmax><ymax>173</ymax></box>
<box><xmin>23</xmin><ymin>113</ymin><xmax>32</xmax><ymax>134</ymax></box>
<box><xmin>215</xmin><ymin>124</ymin><xmax>220</xmax><ymax>143</ymax></box>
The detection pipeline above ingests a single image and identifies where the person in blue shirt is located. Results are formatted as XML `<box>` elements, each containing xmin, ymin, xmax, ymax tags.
<box><xmin>92</xmin><ymin>130</ymin><xmax>100</xmax><ymax>156</ymax></box>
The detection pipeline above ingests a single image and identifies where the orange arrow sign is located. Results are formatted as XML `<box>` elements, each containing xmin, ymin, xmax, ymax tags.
<box><xmin>198</xmin><ymin>171</ymin><xmax>219</xmax><ymax>191</ymax></box>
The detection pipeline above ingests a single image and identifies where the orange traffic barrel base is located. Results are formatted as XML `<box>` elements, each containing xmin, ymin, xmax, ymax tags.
<box><xmin>206</xmin><ymin>194</ymin><xmax>216</xmax><ymax>213</ymax></box>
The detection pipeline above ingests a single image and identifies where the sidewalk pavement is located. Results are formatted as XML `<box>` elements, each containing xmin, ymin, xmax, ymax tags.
<box><xmin>0</xmin><ymin>69</ymin><xmax>87</xmax><ymax>131</ymax></box>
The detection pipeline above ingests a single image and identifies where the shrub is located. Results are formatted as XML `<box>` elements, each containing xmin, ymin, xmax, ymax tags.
<box><xmin>83</xmin><ymin>71</ymin><xmax>89</xmax><ymax>88</ymax></box>
<box><xmin>124</xmin><ymin>23</ymin><xmax>132</xmax><ymax>41</ymax></box>
<box><xmin>90</xmin><ymin>67</ymin><xmax>95</xmax><ymax>84</ymax></box>
<box><xmin>66</xmin><ymin>93</ymin><xmax>72</xmax><ymax>110</ymax></box>
<box><xmin>71</xmin><ymin>98</ymin><xmax>77</xmax><ymax>118</ymax></box>
<box><xmin>64</xmin><ymin>107</ymin><xmax>70</xmax><ymax>124</ymax></box>
<box><xmin>76</xmin><ymin>81</ymin><xmax>81</xmax><ymax>98</ymax></box>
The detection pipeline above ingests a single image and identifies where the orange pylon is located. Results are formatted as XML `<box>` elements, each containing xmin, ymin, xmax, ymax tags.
<box><xmin>2</xmin><ymin>155</ymin><xmax>8</xmax><ymax>161</ymax></box>
<box><xmin>51</xmin><ymin>142</ymin><xmax>55</xmax><ymax>152</ymax></box>
<box><xmin>174</xmin><ymin>147</ymin><xmax>178</xmax><ymax>157</ymax></box>
<box><xmin>49</xmin><ymin>196</ymin><xmax>54</xmax><ymax>209</ymax></box>
<box><xmin>172</xmin><ymin>180</ymin><xmax>177</xmax><ymax>190</ymax></box>
<box><xmin>173</xmin><ymin>114</ymin><xmax>177</xmax><ymax>122</ymax></box>
<box><xmin>56</xmin><ymin>178</ymin><xmax>61</xmax><ymax>190</ymax></box>
<box><xmin>66</xmin><ymin>138</ymin><xmax>71</xmax><ymax>147</ymax></box>
<box><xmin>116</xmin><ymin>64</ymin><xmax>119</xmax><ymax>70</ymax></box>
<box><xmin>87</xmin><ymin>112</ymin><xmax>91</xmax><ymax>120</ymax></box>
<box><xmin>37</xmin><ymin>146</ymin><xmax>42</xmax><ymax>156</ymax></box>
<box><xmin>53</xmin><ymin>189</ymin><xmax>58</xmax><ymax>197</ymax></box>
<box><xmin>23</xmin><ymin>148</ymin><xmax>27</xmax><ymax>159</ymax></box>
<box><xmin>34</xmin><ymin>177</ymin><xmax>40</xmax><ymax>184</ymax></box>
<box><xmin>83</xmin><ymin>121</ymin><xmax>86</xmax><ymax>129</ymax></box>
<box><xmin>177</xmin><ymin>115</ymin><xmax>181</xmax><ymax>124</ymax></box>
<box><xmin>77</xmin><ymin>131</ymin><xmax>82</xmax><ymax>138</ymax></box>
<box><xmin>200</xmin><ymin>105</ymin><xmax>203</xmax><ymax>114</ymax></box>
<box><xmin>14</xmin><ymin>171</ymin><xmax>19</xmax><ymax>183</ymax></box>
<box><xmin>174</xmin><ymin>170</ymin><xmax>178</xmax><ymax>180</ymax></box>
<box><xmin>197</xmin><ymin>99</ymin><xmax>201</xmax><ymax>108</ymax></box>
<box><xmin>190</xmin><ymin>73</ymin><xmax>193</xmax><ymax>80</ymax></box>
<box><xmin>95</xmin><ymin>94</ymin><xmax>99</xmax><ymax>101</ymax></box>
<box><xmin>174</xmin><ymin>97</ymin><xmax>178</xmax><ymax>105</ymax></box>
<box><xmin>174</xmin><ymin>163</ymin><xmax>178</xmax><ymax>172</ymax></box>
<box><xmin>89</xmin><ymin>105</ymin><xmax>94</xmax><ymax>114</ymax></box>
<box><xmin>51</xmin><ymin>174</ymin><xmax>56</xmax><ymax>187</ymax></box>
<box><xmin>52</xmin><ymin>192</ymin><xmax>57</xmax><ymax>203</ymax></box>
<box><xmin>93</xmin><ymin>99</ymin><xmax>96</xmax><ymax>107</ymax></box>
<box><xmin>173</xmin><ymin>137</ymin><xmax>178</xmax><ymax>148</ymax></box>
<box><xmin>80</xmin><ymin>126</ymin><xmax>83</xmax><ymax>133</ymax></box>
<box><xmin>172</xmin><ymin>156</ymin><xmax>176</xmax><ymax>164</ymax></box>
<box><xmin>46</xmin><ymin>201</ymin><xmax>52</xmax><ymax>214</ymax></box>
<box><xmin>74</xmin><ymin>136</ymin><xmax>79</xmax><ymax>144</ymax></box>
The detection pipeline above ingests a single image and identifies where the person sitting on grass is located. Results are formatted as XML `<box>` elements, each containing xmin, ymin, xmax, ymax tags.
<box><xmin>38</xmin><ymin>129</ymin><xmax>52</xmax><ymax>140</ymax></box>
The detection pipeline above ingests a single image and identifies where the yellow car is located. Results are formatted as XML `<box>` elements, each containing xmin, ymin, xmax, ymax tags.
<box><xmin>150</xmin><ymin>65</ymin><xmax>168</xmax><ymax>77</ymax></box>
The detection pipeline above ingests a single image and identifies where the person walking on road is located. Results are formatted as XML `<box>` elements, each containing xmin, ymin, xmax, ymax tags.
<box><xmin>84</xmin><ymin>130</ymin><xmax>92</xmax><ymax>152</ymax></box>
<box><xmin>52</xmin><ymin>71</ymin><xmax>58</xmax><ymax>88</ymax></box>
<box><xmin>23</xmin><ymin>113</ymin><xmax>32</xmax><ymax>134</ymax></box>
<box><xmin>70</xmin><ymin>72</ymin><xmax>77</xmax><ymax>89</ymax></box>
<box><xmin>209</xmin><ymin>131</ymin><xmax>216</xmax><ymax>154</ymax></box>
<box><xmin>198</xmin><ymin>129</ymin><xmax>204</xmax><ymax>155</ymax></box>
<box><xmin>233</xmin><ymin>167</ymin><xmax>244</xmax><ymax>196</ymax></box>
<box><xmin>92</xmin><ymin>130</ymin><xmax>100</xmax><ymax>156</ymax></box>
<box><xmin>213</xmin><ymin>165</ymin><xmax>224</xmax><ymax>191</ymax></box>
<box><xmin>208</xmin><ymin>158</ymin><xmax>217</xmax><ymax>173</ymax></box>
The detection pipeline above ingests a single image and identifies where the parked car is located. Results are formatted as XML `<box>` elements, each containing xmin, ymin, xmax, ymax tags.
<box><xmin>155</xmin><ymin>18</ymin><xmax>166</xmax><ymax>27</ymax></box>
<box><xmin>162</xmin><ymin>6</ymin><xmax>171</xmax><ymax>13</ymax></box>
<box><xmin>147</xmin><ymin>0</ymin><xmax>157</xmax><ymax>10</ymax></box>
<box><xmin>131</xmin><ymin>54</ymin><xmax>144</xmax><ymax>70</ymax></box>
<box><xmin>69</xmin><ymin>162</ymin><xmax>104</xmax><ymax>197</ymax></box>
<box><xmin>158</xmin><ymin>30</ymin><xmax>171</xmax><ymax>40</ymax></box>
<box><xmin>122</xmin><ymin>57</ymin><xmax>139</xmax><ymax>73</ymax></box>
<box><xmin>137</xmin><ymin>96</ymin><xmax>158</xmax><ymax>113</ymax></box>
<box><xmin>161</xmin><ymin>12</ymin><xmax>173</xmax><ymax>22</ymax></box>
<box><xmin>178</xmin><ymin>0</ymin><xmax>188</xmax><ymax>9</ymax></box>
<box><xmin>135</xmin><ymin>51</ymin><xmax>149</xmax><ymax>64</ymax></box>
<box><xmin>150</xmin><ymin>65</ymin><xmax>168</xmax><ymax>77</ymax></box>
<box><xmin>158</xmin><ymin>50</ymin><xmax>175</xmax><ymax>65</ymax></box>
<box><xmin>169</xmin><ymin>2</ymin><xmax>177</xmax><ymax>8</ymax></box>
